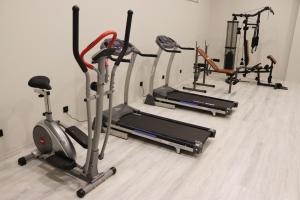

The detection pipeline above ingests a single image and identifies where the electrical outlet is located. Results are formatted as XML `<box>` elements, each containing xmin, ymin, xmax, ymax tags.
<box><xmin>0</xmin><ymin>129</ymin><xmax>3</xmax><ymax>137</ymax></box>
<box><xmin>63</xmin><ymin>106</ymin><xmax>69</xmax><ymax>113</ymax></box>
<box><xmin>162</xmin><ymin>75</ymin><xmax>165</xmax><ymax>79</ymax></box>
<box><xmin>139</xmin><ymin>82</ymin><xmax>143</xmax><ymax>87</ymax></box>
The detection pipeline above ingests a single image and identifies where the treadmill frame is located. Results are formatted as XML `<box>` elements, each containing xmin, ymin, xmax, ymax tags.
<box><xmin>146</xmin><ymin>44</ymin><xmax>237</xmax><ymax>116</ymax></box>
<box><xmin>155</xmin><ymin>96</ymin><xmax>228</xmax><ymax>116</ymax></box>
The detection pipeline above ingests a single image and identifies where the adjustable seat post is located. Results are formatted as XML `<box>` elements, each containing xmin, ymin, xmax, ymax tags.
<box><xmin>43</xmin><ymin>91</ymin><xmax>52</xmax><ymax>119</ymax></box>
<box><xmin>35</xmin><ymin>89</ymin><xmax>53</xmax><ymax>121</ymax></box>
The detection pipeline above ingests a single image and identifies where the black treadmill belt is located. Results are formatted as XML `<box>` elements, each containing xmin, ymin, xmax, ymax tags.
<box><xmin>117</xmin><ymin>112</ymin><xmax>211</xmax><ymax>145</ymax></box>
<box><xmin>167</xmin><ymin>91</ymin><xmax>236</xmax><ymax>109</ymax></box>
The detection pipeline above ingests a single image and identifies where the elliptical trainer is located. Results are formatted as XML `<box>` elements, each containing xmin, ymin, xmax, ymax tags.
<box><xmin>17</xmin><ymin>5</ymin><xmax>133</xmax><ymax>198</ymax></box>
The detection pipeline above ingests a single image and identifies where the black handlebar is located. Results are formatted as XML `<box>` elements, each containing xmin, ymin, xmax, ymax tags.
<box><xmin>109</xmin><ymin>56</ymin><xmax>131</xmax><ymax>63</ymax></box>
<box><xmin>165</xmin><ymin>49</ymin><xmax>181</xmax><ymax>53</ymax></box>
<box><xmin>269</xmin><ymin>7</ymin><xmax>275</xmax><ymax>15</ymax></box>
<box><xmin>178</xmin><ymin>46</ymin><xmax>194</xmax><ymax>51</ymax></box>
<box><xmin>232</xmin><ymin>6</ymin><xmax>274</xmax><ymax>18</ymax></box>
<box><xmin>115</xmin><ymin>10</ymin><xmax>133</xmax><ymax>66</ymax></box>
<box><xmin>72</xmin><ymin>6</ymin><xmax>88</xmax><ymax>73</ymax></box>
<box><xmin>92</xmin><ymin>56</ymin><xmax>130</xmax><ymax>64</ymax></box>
<box><xmin>138</xmin><ymin>52</ymin><xmax>157</xmax><ymax>57</ymax></box>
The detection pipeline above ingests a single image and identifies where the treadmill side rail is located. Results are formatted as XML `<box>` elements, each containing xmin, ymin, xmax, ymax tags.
<box><xmin>110</xmin><ymin>124</ymin><xmax>203</xmax><ymax>154</ymax></box>
<box><xmin>155</xmin><ymin>97</ymin><xmax>228</xmax><ymax>116</ymax></box>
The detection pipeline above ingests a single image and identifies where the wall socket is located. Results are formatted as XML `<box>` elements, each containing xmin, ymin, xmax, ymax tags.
<box><xmin>139</xmin><ymin>81</ymin><xmax>143</xmax><ymax>87</ymax></box>
<box><xmin>0</xmin><ymin>129</ymin><xmax>3</xmax><ymax>137</ymax></box>
<box><xmin>63</xmin><ymin>106</ymin><xmax>69</xmax><ymax>113</ymax></box>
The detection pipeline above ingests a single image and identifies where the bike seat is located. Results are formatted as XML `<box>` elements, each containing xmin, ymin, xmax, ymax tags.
<box><xmin>28</xmin><ymin>76</ymin><xmax>52</xmax><ymax>90</ymax></box>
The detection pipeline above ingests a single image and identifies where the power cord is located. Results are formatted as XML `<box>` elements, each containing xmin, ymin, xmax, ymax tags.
<box><xmin>65</xmin><ymin>112</ymin><xmax>87</xmax><ymax>123</ymax></box>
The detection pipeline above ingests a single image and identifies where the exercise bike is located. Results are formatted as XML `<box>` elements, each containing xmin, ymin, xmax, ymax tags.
<box><xmin>17</xmin><ymin>6</ymin><xmax>133</xmax><ymax>198</ymax></box>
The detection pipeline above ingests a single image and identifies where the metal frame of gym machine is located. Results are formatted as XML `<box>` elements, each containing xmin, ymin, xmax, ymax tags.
<box><xmin>225</xmin><ymin>6</ymin><xmax>288</xmax><ymax>90</ymax></box>
<box><xmin>145</xmin><ymin>35</ymin><xmax>238</xmax><ymax>116</ymax></box>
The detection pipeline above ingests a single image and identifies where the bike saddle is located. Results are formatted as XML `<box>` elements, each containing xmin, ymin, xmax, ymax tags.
<box><xmin>28</xmin><ymin>76</ymin><xmax>52</xmax><ymax>90</ymax></box>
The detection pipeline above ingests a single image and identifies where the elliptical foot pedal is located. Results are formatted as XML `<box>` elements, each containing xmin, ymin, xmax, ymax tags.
<box><xmin>66</xmin><ymin>126</ymin><xmax>88</xmax><ymax>149</ymax></box>
<box><xmin>46</xmin><ymin>152</ymin><xmax>76</xmax><ymax>171</ymax></box>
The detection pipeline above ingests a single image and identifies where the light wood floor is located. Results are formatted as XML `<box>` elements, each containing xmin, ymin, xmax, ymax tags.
<box><xmin>0</xmin><ymin>78</ymin><xmax>298</xmax><ymax>200</ymax></box>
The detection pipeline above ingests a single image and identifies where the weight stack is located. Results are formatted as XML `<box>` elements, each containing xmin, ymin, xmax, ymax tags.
<box><xmin>224</xmin><ymin>20</ymin><xmax>239</xmax><ymax>70</ymax></box>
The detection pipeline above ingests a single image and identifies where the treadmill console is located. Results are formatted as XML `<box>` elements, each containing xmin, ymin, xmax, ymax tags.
<box><xmin>156</xmin><ymin>35</ymin><xmax>177</xmax><ymax>50</ymax></box>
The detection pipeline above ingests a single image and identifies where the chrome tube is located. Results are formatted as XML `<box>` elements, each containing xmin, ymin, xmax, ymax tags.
<box><xmin>124</xmin><ymin>53</ymin><xmax>137</xmax><ymax>104</ymax></box>
<box><xmin>83</xmin><ymin>72</ymin><xmax>93</xmax><ymax>174</ymax></box>
<box><xmin>148</xmin><ymin>48</ymin><xmax>162</xmax><ymax>94</ymax></box>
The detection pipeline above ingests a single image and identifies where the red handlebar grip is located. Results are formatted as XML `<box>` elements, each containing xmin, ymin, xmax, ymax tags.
<box><xmin>80</xmin><ymin>30</ymin><xmax>117</xmax><ymax>69</ymax></box>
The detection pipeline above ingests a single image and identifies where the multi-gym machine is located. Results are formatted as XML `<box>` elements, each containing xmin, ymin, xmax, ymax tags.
<box><xmin>145</xmin><ymin>35</ymin><xmax>238</xmax><ymax>116</ymax></box>
<box><xmin>224</xmin><ymin>6</ymin><xmax>288</xmax><ymax>90</ymax></box>
<box><xmin>189</xmin><ymin>7</ymin><xmax>287</xmax><ymax>93</ymax></box>
<box><xmin>90</xmin><ymin>38</ymin><xmax>216</xmax><ymax>154</ymax></box>
<box><xmin>17</xmin><ymin>6</ymin><xmax>133</xmax><ymax>198</ymax></box>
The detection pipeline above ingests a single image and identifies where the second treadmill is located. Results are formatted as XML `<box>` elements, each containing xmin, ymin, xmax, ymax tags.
<box><xmin>145</xmin><ymin>35</ymin><xmax>238</xmax><ymax>116</ymax></box>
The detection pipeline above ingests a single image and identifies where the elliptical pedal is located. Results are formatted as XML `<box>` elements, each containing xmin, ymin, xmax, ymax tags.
<box><xmin>65</xmin><ymin>126</ymin><xmax>88</xmax><ymax>149</ymax></box>
<box><xmin>46</xmin><ymin>152</ymin><xmax>77</xmax><ymax>171</ymax></box>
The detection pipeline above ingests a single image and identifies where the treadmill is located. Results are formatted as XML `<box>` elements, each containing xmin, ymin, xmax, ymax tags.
<box><xmin>145</xmin><ymin>35</ymin><xmax>238</xmax><ymax>116</ymax></box>
<box><xmin>91</xmin><ymin>39</ymin><xmax>216</xmax><ymax>154</ymax></box>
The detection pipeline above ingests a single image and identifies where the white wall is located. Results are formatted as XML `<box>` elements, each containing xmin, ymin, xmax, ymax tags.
<box><xmin>287</xmin><ymin>5</ymin><xmax>300</xmax><ymax>83</ymax></box>
<box><xmin>0</xmin><ymin>0</ymin><xmax>211</xmax><ymax>159</ymax></box>
<box><xmin>206</xmin><ymin>0</ymin><xmax>300</xmax><ymax>80</ymax></box>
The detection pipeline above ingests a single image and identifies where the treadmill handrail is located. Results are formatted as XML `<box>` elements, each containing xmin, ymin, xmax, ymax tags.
<box><xmin>178</xmin><ymin>46</ymin><xmax>194</xmax><ymax>51</ymax></box>
<box><xmin>138</xmin><ymin>52</ymin><xmax>158</xmax><ymax>57</ymax></box>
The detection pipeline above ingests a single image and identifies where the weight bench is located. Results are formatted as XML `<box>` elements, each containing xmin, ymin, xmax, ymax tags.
<box><xmin>197</xmin><ymin>48</ymin><xmax>239</xmax><ymax>93</ymax></box>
